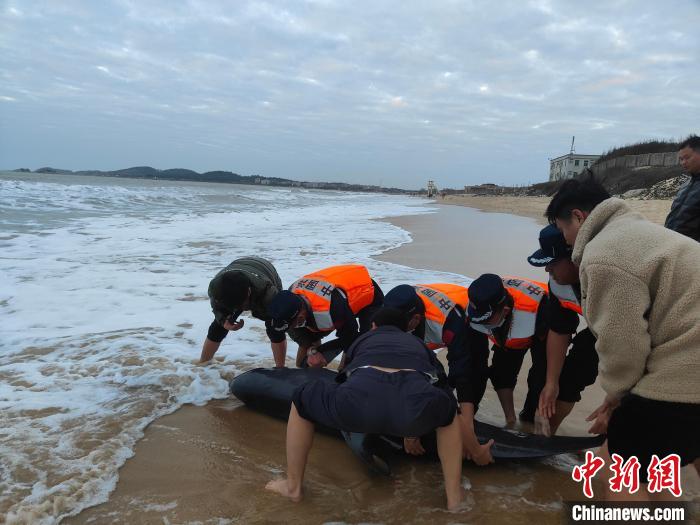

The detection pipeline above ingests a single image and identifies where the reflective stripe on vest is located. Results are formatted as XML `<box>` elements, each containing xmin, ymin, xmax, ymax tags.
<box><xmin>548</xmin><ymin>278</ymin><xmax>582</xmax><ymax>315</ymax></box>
<box><xmin>416</xmin><ymin>283</ymin><xmax>469</xmax><ymax>350</ymax></box>
<box><xmin>290</xmin><ymin>265</ymin><xmax>375</xmax><ymax>332</ymax></box>
<box><xmin>471</xmin><ymin>276</ymin><xmax>547</xmax><ymax>350</ymax></box>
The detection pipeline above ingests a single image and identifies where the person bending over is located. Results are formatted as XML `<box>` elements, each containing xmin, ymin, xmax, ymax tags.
<box><xmin>201</xmin><ymin>256</ymin><xmax>286</xmax><ymax>367</ymax></box>
<box><xmin>527</xmin><ymin>225</ymin><xmax>598</xmax><ymax>435</ymax></box>
<box><xmin>265</xmin><ymin>308</ymin><xmax>466</xmax><ymax>510</ymax></box>
<box><xmin>267</xmin><ymin>264</ymin><xmax>383</xmax><ymax>368</ymax></box>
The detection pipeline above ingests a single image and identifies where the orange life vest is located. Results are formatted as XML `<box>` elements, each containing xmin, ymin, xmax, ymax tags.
<box><xmin>471</xmin><ymin>276</ymin><xmax>548</xmax><ymax>349</ymax></box>
<box><xmin>415</xmin><ymin>283</ymin><xmax>469</xmax><ymax>350</ymax></box>
<box><xmin>289</xmin><ymin>264</ymin><xmax>375</xmax><ymax>331</ymax></box>
<box><xmin>548</xmin><ymin>278</ymin><xmax>582</xmax><ymax>315</ymax></box>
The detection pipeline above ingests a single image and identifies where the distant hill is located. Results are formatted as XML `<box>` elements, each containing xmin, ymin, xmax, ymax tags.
<box><xmin>22</xmin><ymin>166</ymin><xmax>411</xmax><ymax>194</ymax></box>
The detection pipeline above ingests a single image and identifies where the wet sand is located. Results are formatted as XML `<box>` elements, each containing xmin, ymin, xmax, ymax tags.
<box><xmin>69</xmin><ymin>202</ymin><xmax>697</xmax><ymax>525</ymax></box>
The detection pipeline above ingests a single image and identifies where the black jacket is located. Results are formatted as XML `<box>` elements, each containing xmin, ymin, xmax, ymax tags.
<box><xmin>207</xmin><ymin>257</ymin><xmax>282</xmax><ymax>343</ymax></box>
<box><xmin>339</xmin><ymin>326</ymin><xmax>449</xmax><ymax>388</ymax></box>
<box><xmin>665</xmin><ymin>175</ymin><xmax>700</xmax><ymax>242</ymax></box>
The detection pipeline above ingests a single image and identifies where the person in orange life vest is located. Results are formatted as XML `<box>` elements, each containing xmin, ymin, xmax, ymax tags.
<box><xmin>527</xmin><ymin>224</ymin><xmax>599</xmax><ymax>435</ymax></box>
<box><xmin>465</xmin><ymin>273</ymin><xmax>549</xmax><ymax>426</ymax></box>
<box><xmin>381</xmin><ymin>284</ymin><xmax>495</xmax><ymax>465</ymax></box>
<box><xmin>267</xmin><ymin>264</ymin><xmax>384</xmax><ymax>368</ymax></box>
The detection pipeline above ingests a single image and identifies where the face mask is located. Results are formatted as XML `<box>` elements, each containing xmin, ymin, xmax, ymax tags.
<box><xmin>484</xmin><ymin>316</ymin><xmax>506</xmax><ymax>330</ymax></box>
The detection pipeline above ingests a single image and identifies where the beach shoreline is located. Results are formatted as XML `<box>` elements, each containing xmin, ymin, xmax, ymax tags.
<box><xmin>438</xmin><ymin>194</ymin><xmax>672</xmax><ymax>226</ymax></box>
<box><xmin>67</xmin><ymin>198</ymin><xmax>697</xmax><ymax>524</ymax></box>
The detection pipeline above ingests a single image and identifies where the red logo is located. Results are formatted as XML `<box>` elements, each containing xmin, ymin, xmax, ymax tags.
<box><xmin>573</xmin><ymin>453</ymin><xmax>683</xmax><ymax>498</ymax></box>
<box><xmin>572</xmin><ymin>450</ymin><xmax>605</xmax><ymax>498</ymax></box>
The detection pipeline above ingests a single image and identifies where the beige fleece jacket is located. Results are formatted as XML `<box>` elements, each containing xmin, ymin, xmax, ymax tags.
<box><xmin>572</xmin><ymin>198</ymin><xmax>700</xmax><ymax>403</ymax></box>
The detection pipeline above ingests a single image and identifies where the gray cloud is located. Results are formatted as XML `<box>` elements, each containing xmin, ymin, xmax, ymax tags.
<box><xmin>1</xmin><ymin>0</ymin><xmax>698</xmax><ymax>188</ymax></box>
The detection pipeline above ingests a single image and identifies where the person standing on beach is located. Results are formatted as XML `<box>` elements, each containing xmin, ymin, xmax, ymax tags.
<box><xmin>200</xmin><ymin>256</ymin><xmax>286</xmax><ymax>367</ymax></box>
<box><xmin>265</xmin><ymin>309</ymin><xmax>466</xmax><ymax>510</ymax></box>
<box><xmin>546</xmin><ymin>176</ymin><xmax>700</xmax><ymax>500</ymax></box>
<box><xmin>527</xmin><ymin>224</ymin><xmax>598</xmax><ymax>435</ymax></box>
<box><xmin>267</xmin><ymin>264</ymin><xmax>384</xmax><ymax>368</ymax></box>
<box><xmin>378</xmin><ymin>284</ymin><xmax>495</xmax><ymax>464</ymax></box>
<box><xmin>665</xmin><ymin>134</ymin><xmax>700</xmax><ymax>242</ymax></box>
<box><xmin>459</xmin><ymin>274</ymin><xmax>550</xmax><ymax>426</ymax></box>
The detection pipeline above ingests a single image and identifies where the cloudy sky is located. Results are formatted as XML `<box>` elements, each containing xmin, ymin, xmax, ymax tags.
<box><xmin>1</xmin><ymin>0</ymin><xmax>698</xmax><ymax>189</ymax></box>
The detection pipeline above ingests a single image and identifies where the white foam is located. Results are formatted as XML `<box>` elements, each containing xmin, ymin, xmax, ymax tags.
<box><xmin>0</xmin><ymin>174</ymin><xmax>472</xmax><ymax>524</ymax></box>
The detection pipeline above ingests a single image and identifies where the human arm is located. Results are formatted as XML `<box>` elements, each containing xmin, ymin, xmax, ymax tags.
<box><xmin>538</xmin><ymin>330</ymin><xmax>571</xmax><ymax>419</ymax></box>
<box><xmin>200</xmin><ymin>320</ymin><xmax>228</xmax><ymax>362</ymax></box>
<box><xmin>446</xmin><ymin>324</ymin><xmax>490</xmax><ymax>406</ymax></box>
<box><xmin>329</xmin><ymin>290</ymin><xmax>360</xmax><ymax>350</ymax></box>
<box><xmin>265</xmin><ymin>320</ymin><xmax>288</xmax><ymax>368</ymax></box>
<box><xmin>458</xmin><ymin>402</ymin><xmax>494</xmax><ymax>466</ymax></box>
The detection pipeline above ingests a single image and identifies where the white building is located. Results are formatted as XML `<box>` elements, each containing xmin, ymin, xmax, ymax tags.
<box><xmin>549</xmin><ymin>153</ymin><xmax>600</xmax><ymax>181</ymax></box>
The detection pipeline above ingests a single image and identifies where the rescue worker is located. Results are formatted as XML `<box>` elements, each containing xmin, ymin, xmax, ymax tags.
<box><xmin>267</xmin><ymin>264</ymin><xmax>384</xmax><ymax>368</ymax></box>
<box><xmin>380</xmin><ymin>283</ymin><xmax>495</xmax><ymax>465</ymax></box>
<box><xmin>200</xmin><ymin>256</ymin><xmax>286</xmax><ymax>367</ymax></box>
<box><xmin>527</xmin><ymin>225</ymin><xmax>599</xmax><ymax>435</ymax></box>
<box><xmin>381</xmin><ymin>283</ymin><xmax>468</xmax><ymax>352</ymax></box>
<box><xmin>265</xmin><ymin>308</ymin><xmax>466</xmax><ymax>510</ymax></box>
<box><xmin>465</xmin><ymin>273</ymin><xmax>550</xmax><ymax>426</ymax></box>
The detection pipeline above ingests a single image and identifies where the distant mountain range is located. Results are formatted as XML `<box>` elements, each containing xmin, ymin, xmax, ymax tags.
<box><xmin>12</xmin><ymin>166</ymin><xmax>413</xmax><ymax>194</ymax></box>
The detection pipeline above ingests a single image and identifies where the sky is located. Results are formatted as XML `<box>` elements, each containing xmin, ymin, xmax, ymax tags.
<box><xmin>1</xmin><ymin>0</ymin><xmax>698</xmax><ymax>189</ymax></box>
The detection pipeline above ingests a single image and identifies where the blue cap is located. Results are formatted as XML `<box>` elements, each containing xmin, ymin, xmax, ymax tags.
<box><xmin>267</xmin><ymin>290</ymin><xmax>303</xmax><ymax>331</ymax></box>
<box><xmin>527</xmin><ymin>224</ymin><xmax>572</xmax><ymax>267</ymax></box>
<box><xmin>467</xmin><ymin>274</ymin><xmax>507</xmax><ymax>323</ymax></box>
<box><xmin>383</xmin><ymin>285</ymin><xmax>423</xmax><ymax>315</ymax></box>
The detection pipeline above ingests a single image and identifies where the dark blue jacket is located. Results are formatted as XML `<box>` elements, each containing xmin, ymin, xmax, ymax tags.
<box><xmin>665</xmin><ymin>175</ymin><xmax>700</xmax><ymax>242</ymax></box>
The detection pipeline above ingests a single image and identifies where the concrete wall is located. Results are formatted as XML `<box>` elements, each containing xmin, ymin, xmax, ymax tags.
<box><xmin>592</xmin><ymin>151</ymin><xmax>678</xmax><ymax>173</ymax></box>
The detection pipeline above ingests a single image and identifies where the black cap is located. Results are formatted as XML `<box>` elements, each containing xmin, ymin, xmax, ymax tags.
<box><xmin>209</xmin><ymin>272</ymin><xmax>250</xmax><ymax>313</ymax></box>
<box><xmin>267</xmin><ymin>290</ymin><xmax>303</xmax><ymax>331</ymax></box>
<box><xmin>527</xmin><ymin>224</ymin><xmax>572</xmax><ymax>267</ymax></box>
<box><xmin>383</xmin><ymin>285</ymin><xmax>423</xmax><ymax>315</ymax></box>
<box><xmin>467</xmin><ymin>274</ymin><xmax>507</xmax><ymax>324</ymax></box>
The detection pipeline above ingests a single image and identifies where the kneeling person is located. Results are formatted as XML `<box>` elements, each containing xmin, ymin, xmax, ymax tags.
<box><xmin>267</xmin><ymin>264</ymin><xmax>383</xmax><ymax>367</ymax></box>
<box><xmin>265</xmin><ymin>308</ymin><xmax>465</xmax><ymax>510</ymax></box>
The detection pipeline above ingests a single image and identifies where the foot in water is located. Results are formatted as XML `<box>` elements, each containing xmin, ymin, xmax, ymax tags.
<box><xmin>265</xmin><ymin>479</ymin><xmax>303</xmax><ymax>502</ymax></box>
<box><xmin>447</xmin><ymin>487</ymin><xmax>469</xmax><ymax>511</ymax></box>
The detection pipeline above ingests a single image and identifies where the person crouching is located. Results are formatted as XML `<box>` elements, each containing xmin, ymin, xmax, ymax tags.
<box><xmin>265</xmin><ymin>307</ymin><xmax>466</xmax><ymax>510</ymax></box>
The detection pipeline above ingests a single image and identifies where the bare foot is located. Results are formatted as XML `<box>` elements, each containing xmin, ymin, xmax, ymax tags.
<box><xmin>446</xmin><ymin>487</ymin><xmax>468</xmax><ymax>511</ymax></box>
<box><xmin>265</xmin><ymin>479</ymin><xmax>303</xmax><ymax>502</ymax></box>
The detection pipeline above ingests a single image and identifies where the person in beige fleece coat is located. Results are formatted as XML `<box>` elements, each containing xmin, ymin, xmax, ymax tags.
<box><xmin>545</xmin><ymin>176</ymin><xmax>700</xmax><ymax>501</ymax></box>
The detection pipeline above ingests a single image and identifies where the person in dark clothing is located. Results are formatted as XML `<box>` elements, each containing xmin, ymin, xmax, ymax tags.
<box><xmin>378</xmin><ymin>285</ymin><xmax>495</xmax><ymax>464</ymax></box>
<box><xmin>267</xmin><ymin>265</ymin><xmax>383</xmax><ymax>368</ymax></box>
<box><xmin>463</xmin><ymin>274</ymin><xmax>550</xmax><ymax>426</ymax></box>
<box><xmin>527</xmin><ymin>224</ymin><xmax>599</xmax><ymax>435</ymax></box>
<box><xmin>665</xmin><ymin>134</ymin><xmax>700</xmax><ymax>242</ymax></box>
<box><xmin>201</xmin><ymin>257</ymin><xmax>286</xmax><ymax>367</ymax></box>
<box><xmin>265</xmin><ymin>310</ymin><xmax>467</xmax><ymax>510</ymax></box>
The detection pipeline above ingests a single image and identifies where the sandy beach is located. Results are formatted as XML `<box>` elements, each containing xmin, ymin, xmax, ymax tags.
<box><xmin>67</xmin><ymin>199</ymin><xmax>697</xmax><ymax>525</ymax></box>
<box><xmin>439</xmin><ymin>194</ymin><xmax>672</xmax><ymax>226</ymax></box>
